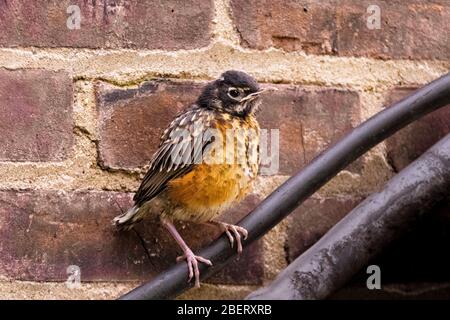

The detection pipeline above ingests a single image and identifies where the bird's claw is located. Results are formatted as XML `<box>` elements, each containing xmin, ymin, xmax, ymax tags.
<box><xmin>177</xmin><ymin>250</ymin><xmax>212</xmax><ymax>288</ymax></box>
<box><xmin>219</xmin><ymin>223</ymin><xmax>248</xmax><ymax>254</ymax></box>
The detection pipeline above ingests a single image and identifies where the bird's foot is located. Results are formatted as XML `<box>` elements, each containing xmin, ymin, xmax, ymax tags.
<box><xmin>216</xmin><ymin>222</ymin><xmax>248</xmax><ymax>254</ymax></box>
<box><xmin>176</xmin><ymin>249</ymin><xmax>212</xmax><ymax>288</ymax></box>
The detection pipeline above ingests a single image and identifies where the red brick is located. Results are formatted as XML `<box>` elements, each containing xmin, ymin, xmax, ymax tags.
<box><xmin>385</xmin><ymin>88</ymin><xmax>450</xmax><ymax>171</ymax></box>
<box><xmin>286</xmin><ymin>197</ymin><xmax>362</xmax><ymax>262</ymax></box>
<box><xmin>0</xmin><ymin>70</ymin><xmax>73</xmax><ymax>161</ymax></box>
<box><xmin>0</xmin><ymin>190</ymin><xmax>263</xmax><ymax>284</ymax></box>
<box><xmin>231</xmin><ymin>0</ymin><xmax>336</xmax><ymax>55</ymax></box>
<box><xmin>0</xmin><ymin>0</ymin><xmax>213</xmax><ymax>50</ymax></box>
<box><xmin>258</xmin><ymin>86</ymin><xmax>361</xmax><ymax>175</ymax></box>
<box><xmin>336</xmin><ymin>0</ymin><xmax>450</xmax><ymax>60</ymax></box>
<box><xmin>96</xmin><ymin>80</ymin><xmax>204</xmax><ymax>170</ymax></box>
<box><xmin>230</xmin><ymin>0</ymin><xmax>450</xmax><ymax>59</ymax></box>
<box><xmin>97</xmin><ymin>81</ymin><xmax>361</xmax><ymax>176</ymax></box>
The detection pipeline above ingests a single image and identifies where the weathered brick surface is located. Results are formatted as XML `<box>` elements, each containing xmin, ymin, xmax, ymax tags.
<box><xmin>336</xmin><ymin>0</ymin><xmax>450</xmax><ymax>60</ymax></box>
<box><xmin>0</xmin><ymin>70</ymin><xmax>73</xmax><ymax>161</ymax></box>
<box><xmin>385</xmin><ymin>88</ymin><xmax>450</xmax><ymax>171</ymax></box>
<box><xmin>0</xmin><ymin>0</ymin><xmax>213</xmax><ymax>50</ymax></box>
<box><xmin>0</xmin><ymin>190</ymin><xmax>263</xmax><ymax>285</ymax></box>
<box><xmin>0</xmin><ymin>0</ymin><xmax>447</xmax><ymax>300</ymax></box>
<box><xmin>258</xmin><ymin>86</ymin><xmax>361</xmax><ymax>175</ymax></box>
<box><xmin>97</xmin><ymin>81</ymin><xmax>361</xmax><ymax>175</ymax></box>
<box><xmin>231</xmin><ymin>0</ymin><xmax>450</xmax><ymax>59</ymax></box>
<box><xmin>286</xmin><ymin>197</ymin><xmax>362</xmax><ymax>262</ymax></box>
<box><xmin>96</xmin><ymin>80</ymin><xmax>204</xmax><ymax>170</ymax></box>
<box><xmin>231</xmin><ymin>0</ymin><xmax>336</xmax><ymax>55</ymax></box>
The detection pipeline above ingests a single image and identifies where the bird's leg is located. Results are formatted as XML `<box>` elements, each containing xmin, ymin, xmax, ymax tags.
<box><xmin>209</xmin><ymin>221</ymin><xmax>248</xmax><ymax>254</ymax></box>
<box><xmin>161</xmin><ymin>218</ymin><xmax>212</xmax><ymax>287</ymax></box>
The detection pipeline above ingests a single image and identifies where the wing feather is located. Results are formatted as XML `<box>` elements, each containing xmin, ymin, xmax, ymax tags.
<box><xmin>133</xmin><ymin>107</ymin><xmax>214</xmax><ymax>207</ymax></box>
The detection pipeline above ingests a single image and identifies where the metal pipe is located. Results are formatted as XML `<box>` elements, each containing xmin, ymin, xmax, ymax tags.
<box><xmin>247</xmin><ymin>132</ymin><xmax>450</xmax><ymax>300</ymax></box>
<box><xmin>119</xmin><ymin>72</ymin><xmax>450</xmax><ymax>300</ymax></box>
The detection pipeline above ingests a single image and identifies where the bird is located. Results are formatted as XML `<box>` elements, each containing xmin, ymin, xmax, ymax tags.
<box><xmin>113</xmin><ymin>70</ymin><xmax>272</xmax><ymax>287</ymax></box>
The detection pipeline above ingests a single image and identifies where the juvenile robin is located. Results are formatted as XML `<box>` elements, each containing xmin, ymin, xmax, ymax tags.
<box><xmin>113</xmin><ymin>70</ymin><xmax>271</xmax><ymax>287</ymax></box>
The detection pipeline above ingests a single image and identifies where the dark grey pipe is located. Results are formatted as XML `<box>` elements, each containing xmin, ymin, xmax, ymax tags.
<box><xmin>119</xmin><ymin>72</ymin><xmax>450</xmax><ymax>300</ymax></box>
<box><xmin>247</xmin><ymin>132</ymin><xmax>450</xmax><ymax>300</ymax></box>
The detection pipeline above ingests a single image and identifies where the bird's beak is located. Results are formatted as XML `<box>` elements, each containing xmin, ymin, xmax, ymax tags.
<box><xmin>241</xmin><ymin>87</ymin><xmax>278</xmax><ymax>102</ymax></box>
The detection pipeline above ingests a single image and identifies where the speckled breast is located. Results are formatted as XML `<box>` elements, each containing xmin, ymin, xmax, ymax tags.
<box><xmin>166</xmin><ymin>112</ymin><xmax>260</xmax><ymax>222</ymax></box>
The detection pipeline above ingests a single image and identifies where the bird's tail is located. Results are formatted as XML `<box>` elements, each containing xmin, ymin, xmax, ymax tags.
<box><xmin>113</xmin><ymin>205</ymin><xmax>143</xmax><ymax>231</ymax></box>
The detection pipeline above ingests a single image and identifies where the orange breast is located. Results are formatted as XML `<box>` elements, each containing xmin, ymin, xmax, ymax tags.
<box><xmin>166</xmin><ymin>163</ymin><xmax>249</xmax><ymax>213</ymax></box>
<box><xmin>165</xmin><ymin>114</ymin><xmax>260</xmax><ymax>222</ymax></box>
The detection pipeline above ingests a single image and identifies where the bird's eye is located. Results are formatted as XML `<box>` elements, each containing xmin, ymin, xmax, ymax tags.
<box><xmin>228</xmin><ymin>88</ymin><xmax>240</xmax><ymax>99</ymax></box>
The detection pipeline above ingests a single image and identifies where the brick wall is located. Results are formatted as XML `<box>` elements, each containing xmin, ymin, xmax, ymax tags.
<box><xmin>0</xmin><ymin>0</ymin><xmax>449</xmax><ymax>299</ymax></box>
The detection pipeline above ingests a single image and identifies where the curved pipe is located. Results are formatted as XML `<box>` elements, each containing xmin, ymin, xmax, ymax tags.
<box><xmin>119</xmin><ymin>72</ymin><xmax>450</xmax><ymax>300</ymax></box>
<box><xmin>247</xmin><ymin>132</ymin><xmax>450</xmax><ymax>300</ymax></box>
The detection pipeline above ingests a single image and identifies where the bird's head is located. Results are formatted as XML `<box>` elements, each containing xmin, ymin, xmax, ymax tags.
<box><xmin>197</xmin><ymin>70</ymin><xmax>270</xmax><ymax>117</ymax></box>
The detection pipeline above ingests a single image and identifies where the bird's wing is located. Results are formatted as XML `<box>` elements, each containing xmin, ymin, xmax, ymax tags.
<box><xmin>133</xmin><ymin>107</ymin><xmax>215</xmax><ymax>207</ymax></box>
